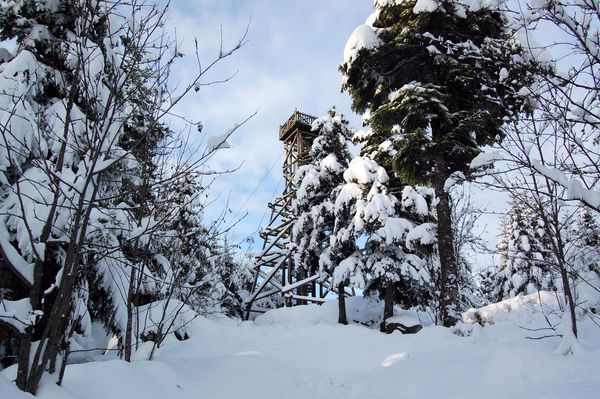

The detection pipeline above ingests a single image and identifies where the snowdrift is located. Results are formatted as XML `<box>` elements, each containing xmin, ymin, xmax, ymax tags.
<box><xmin>2</xmin><ymin>293</ymin><xmax>599</xmax><ymax>399</ymax></box>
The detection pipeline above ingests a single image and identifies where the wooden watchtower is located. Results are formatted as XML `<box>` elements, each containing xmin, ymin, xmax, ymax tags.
<box><xmin>244</xmin><ymin>110</ymin><xmax>331</xmax><ymax>318</ymax></box>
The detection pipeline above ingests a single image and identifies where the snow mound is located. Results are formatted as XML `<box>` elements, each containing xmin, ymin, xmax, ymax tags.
<box><xmin>461</xmin><ymin>291</ymin><xmax>600</xmax><ymax>354</ymax></box>
<box><xmin>255</xmin><ymin>296</ymin><xmax>431</xmax><ymax>328</ymax></box>
<box><xmin>463</xmin><ymin>291</ymin><xmax>560</xmax><ymax>326</ymax></box>
<box><xmin>2</xmin><ymin>294</ymin><xmax>599</xmax><ymax>399</ymax></box>
<box><xmin>0</xmin><ymin>374</ymin><xmax>31</xmax><ymax>399</ymax></box>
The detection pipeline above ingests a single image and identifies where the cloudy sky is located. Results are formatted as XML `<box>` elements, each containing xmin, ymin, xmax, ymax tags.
<box><xmin>165</xmin><ymin>0</ymin><xmax>503</xmax><ymax>266</ymax></box>
<box><xmin>166</xmin><ymin>1</ymin><xmax>370</xmax><ymax>246</ymax></box>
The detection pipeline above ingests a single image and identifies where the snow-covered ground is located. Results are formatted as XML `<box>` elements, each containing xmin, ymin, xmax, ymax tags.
<box><xmin>2</xmin><ymin>293</ymin><xmax>600</xmax><ymax>399</ymax></box>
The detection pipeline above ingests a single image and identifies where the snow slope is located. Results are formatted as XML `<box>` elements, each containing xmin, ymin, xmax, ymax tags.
<box><xmin>2</xmin><ymin>294</ymin><xmax>599</xmax><ymax>399</ymax></box>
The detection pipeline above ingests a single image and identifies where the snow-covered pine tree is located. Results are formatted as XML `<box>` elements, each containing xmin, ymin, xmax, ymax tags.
<box><xmin>204</xmin><ymin>238</ymin><xmax>250</xmax><ymax>318</ymax></box>
<box><xmin>363</xmin><ymin>179</ymin><xmax>436</xmax><ymax>324</ymax></box>
<box><xmin>0</xmin><ymin>0</ymin><xmax>150</xmax><ymax>390</ymax></box>
<box><xmin>0</xmin><ymin>0</ymin><xmax>230</xmax><ymax>391</ymax></box>
<box><xmin>565</xmin><ymin>208</ymin><xmax>600</xmax><ymax>314</ymax></box>
<box><xmin>158</xmin><ymin>170</ymin><xmax>247</xmax><ymax>319</ymax></box>
<box><xmin>340</xmin><ymin>82</ymin><xmax>437</xmax><ymax>323</ymax></box>
<box><xmin>331</xmin><ymin>140</ymin><xmax>435</xmax><ymax>326</ymax></box>
<box><xmin>291</xmin><ymin>108</ymin><xmax>353</xmax><ymax>305</ymax></box>
<box><xmin>491</xmin><ymin>195</ymin><xmax>556</xmax><ymax>301</ymax></box>
<box><xmin>340</xmin><ymin>0</ymin><xmax>536</xmax><ymax>326</ymax></box>
<box><xmin>478</xmin><ymin>266</ymin><xmax>496</xmax><ymax>304</ymax></box>
<box><xmin>326</xmin><ymin>155</ymin><xmax>372</xmax><ymax>324</ymax></box>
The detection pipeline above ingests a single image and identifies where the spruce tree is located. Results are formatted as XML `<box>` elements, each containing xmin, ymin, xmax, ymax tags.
<box><xmin>363</xmin><ymin>178</ymin><xmax>435</xmax><ymax>324</ymax></box>
<box><xmin>288</xmin><ymin>108</ymin><xmax>358</xmax><ymax>324</ymax></box>
<box><xmin>159</xmin><ymin>170</ymin><xmax>247</xmax><ymax>318</ymax></box>
<box><xmin>491</xmin><ymin>195</ymin><xmax>555</xmax><ymax>301</ymax></box>
<box><xmin>330</xmin><ymin>148</ymin><xmax>435</xmax><ymax>325</ymax></box>
<box><xmin>0</xmin><ymin>0</ymin><xmax>195</xmax><ymax>391</ymax></box>
<box><xmin>291</xmin><ymin>107</ymin><xmax>354</xmax><ymax>302</ymax></box>
<box><xmin>340</xmin><ymin>0</ymin><xmax>536</xmax><ymax>325</ymax></box>
<box><xmin>565</xmin><ymin>208</ymin><xmax>600</xmax><ymax>312</ymax></box>
<box><xmin>478</xmin><ymin>267</ymin><xmax>496</xmax><ymax>304</ymax></box>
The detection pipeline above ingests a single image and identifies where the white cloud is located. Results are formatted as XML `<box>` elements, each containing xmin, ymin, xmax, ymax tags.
<box><xmin>162</xmin><ymin>0</ymin><xmax>371</xmax><ymax>251</ymax></box>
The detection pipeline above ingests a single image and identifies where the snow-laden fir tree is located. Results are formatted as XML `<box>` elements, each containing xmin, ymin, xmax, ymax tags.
<box><xmin>0</xmin><ymin>0</ymin><xmax>147</xmax><ymax>390</ymax></box>
<box><xmin>158</xmin><ymin>170</ymin><xmax>248</xmax><ymax>318</ymax></box>
<box><xmin>326</xmin><ymin>155</ymin><xmax>371</xmax><ymax>325</ymax></box>
<box><xmin>565</xmin><ymin>208</ymin><xmax>600</xmax><ymax>314</ymax></box>
<box><xmin>330</xmin><ymin>128</ymin><xmax>435</xmax><ymax>325</ymax></box>
<box><xmin>340</xmin><ymin>0</ymin><xmax>537</xmax><ymax>325</ymax></box>
<box><xmin>478</xmin><ymin>267</ymin><xmax>496</xmax><ymax>305</ymax></box>
<box><xmin>362</xmin><ymin>178</ymin><xmax>436</xmax><ymax>324</ymax></box>
<box><xmin>490</xmin><ymin>195</ymin><xmax>556</xmax><ymax>302</ymax></box>
<box><xmin>0</xmin><ymin>0</ymin><xmax>219</xmax><ymax>392</ymax></box>
<box><xmin>291</xmin><ymin>108</ymin><xmax>353</xmax><ymax>303</ymax></box>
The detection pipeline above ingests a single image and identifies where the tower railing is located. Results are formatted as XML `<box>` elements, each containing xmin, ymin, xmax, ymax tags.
<box><xmin>279</xmin><ymin>110</ymin><xmax>317</xmax><ymax>141</ymax></box>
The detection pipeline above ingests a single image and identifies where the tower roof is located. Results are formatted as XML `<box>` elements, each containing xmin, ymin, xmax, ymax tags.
<box><xmin>279</xmin><ymin>110</ymin><xmax>317</xmax><ymax>141</ymax></box>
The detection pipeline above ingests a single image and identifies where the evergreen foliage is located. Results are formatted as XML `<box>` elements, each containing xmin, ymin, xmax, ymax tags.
<box><xmin>0</xmin><ymin>1</ymin><xmax>246</xmax><ymax>391</ymax></box>
<box><xmin>340</xmin><ymin>0</ymin><xmax>536</xmax><ymax>325</ymax></box>
<box><xmin>565</xmin><ymin>208</ymin><xmax>600</xmax><ymax>313</ymax></box>
<box><xmin>292</xmin><ymin>108</ymin><xmax>354</xmax><ymax>283</ymax></box>
<box><xmin>489</xmin><ymin>195</ymin><xmax>556</xmax><ymax>302</ymax></box>
<box><xmin>160</xmin><ymin>171</ymin><xmax>248</xmax><ymax>318</ymax></box>
<box><xmin>330</xmin><ymin>125</ymin><xmax>436</xmax><ymax>323</ymax></box>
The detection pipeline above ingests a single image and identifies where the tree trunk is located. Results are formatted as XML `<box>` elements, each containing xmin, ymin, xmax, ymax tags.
<box><xmin>557</xmin><ymin>259</ymin><xmax>578</xmax><ymax>338</ymax></box>
<box><xmin>26</xmin><ymin>175</ymin><xmax>100</xmax><ymax>394</ymax></box>
<box><xmin>434</xmin><ymin>153</ymin><xmax>460</xmax><ymax>327</ymax></box>
<box><xmin>383</xmin><ymin>284</ymin><xmax>394</xmax><ymax>321</ymax></box>
<box><xmin>26</xmin><ymin>258</ymin><xmax>79</xmax><ymax>393</ymax></box>
<box><xmin>15</xmin><ymin>331</ymin><xmax>31</xmax><ymax>390</ymax></box>
<box><xmin>338</xmin><ymin>282</ymin><xmax>347</xmax><ymax>325</ymax></box>
<box><xmin>296</xmin><ymin>268</ymin><xmax>306</xmax><ymax>305</ymax></box>
<box><xmin>124</xmin><ymin>265</ymin><xmax>136</xmax><ymax>362</ymax></box>
<box><xmin>552</xmin><ymin>226</ymin><xmax>578</xmax><ymax>338</ymax></box>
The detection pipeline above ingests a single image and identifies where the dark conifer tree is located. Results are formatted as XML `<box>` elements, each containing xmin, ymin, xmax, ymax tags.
<box><xmin>340</xmin><ymin>0</ymin><xmax>536</xmax><ymax>325</ymax></box>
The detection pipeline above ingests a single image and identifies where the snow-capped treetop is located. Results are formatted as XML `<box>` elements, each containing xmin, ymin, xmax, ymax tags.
<box><xmin>343</xmin><ymin>157</ymin><xmax>389</xmax><ymax>187</ymax></box>
<box><xmin>343</xmin><ymin>0</ymin><xmax>538</xmax><ymax>190</ymax></box>
<box><xmin>310</xmin><ymin>108</ymin><xmax>354</xmax><ymax>163</ymax></box>
<box><xmin>413</xmin><ymin>0</ymin><xmax>440</xmax><ymax>13</ymax></box>
<box><xmin>374</xmin><ymin>0</ymin><xmax>507</xmax><ymax>17</ymax></box>
<box><xmin>343</xmin><ymin>24</ymin><xmax>381</xmax><ymax>65</ymax></box>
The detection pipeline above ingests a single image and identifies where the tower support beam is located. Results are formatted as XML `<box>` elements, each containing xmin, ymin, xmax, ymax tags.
<box><xmin>244</xmin><ymin>110</ymin><xmax>330</xmax><ymax>319</ymax></box>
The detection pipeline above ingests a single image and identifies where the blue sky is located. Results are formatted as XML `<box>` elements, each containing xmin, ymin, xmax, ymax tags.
<box><xmin>167</xmin><ymin>1</ymin><xmax>373</xmax><ymax>252</ymax></box>
<box><xmin>165</xmin><ymin>0</ymin><xmax>504</xmax><ymax>268</ymax></box>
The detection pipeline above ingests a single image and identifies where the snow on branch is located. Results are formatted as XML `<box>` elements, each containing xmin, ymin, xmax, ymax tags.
<box><xmin>531</xmin><ymin>160</ymin><xmax>600</xmax><ymax>210</ymax></box>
